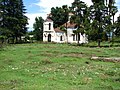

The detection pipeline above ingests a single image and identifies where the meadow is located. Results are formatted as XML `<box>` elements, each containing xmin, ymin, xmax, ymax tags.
<box><xmin>0</xmin><ymin>43</ymin><xmax>120</xmax><ymax>90</ymax></box>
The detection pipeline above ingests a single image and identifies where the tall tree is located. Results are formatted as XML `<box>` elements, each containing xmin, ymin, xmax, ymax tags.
<box><xmin>90</xmin><ymin>0</ymin><xmax>110</xmax><ymax>47</ymax></box>
<box><xmin>33</xmin><ymin>17</ymin><xmax>44</xmax><ymax>41</ymax></box>
<box><xmin>70</xmin><ymin>0</ymin><xmax>89</xmax><ymax>44</ymax></box>
<box><xmin>108</xmin><ymin>0</ymin><xmax>118</xmax><ymax>41</ymax></box>
<box><xmin>0</xmin><ymin>0</ymin><xmax>12</xmax><ymax>38</ymax></box>
<box><xmin>0</xmin><ymin>0</ymin><xmax>28</xmax><ymax>43</ymax></box>
<box><xmin>16</xmin><ymin>0</ymin><xmax>28</xmax><ymax>42</ymax></box>
<box><xmin>50</xmin><ymin>5</ymin><xmax>69</xmax><ymax>28</ymax></box>
<box><xmin>115</xmin><ymin>15</ymin><xmax>120</xmax><ymax>36</ymax></box>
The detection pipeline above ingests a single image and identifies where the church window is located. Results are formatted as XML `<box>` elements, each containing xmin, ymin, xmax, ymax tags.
<box><xmin>76</xmin><ymin>34</ymin><xmax>78</xmax><ymax>41</ymax></box>
<box><xmin>60</xmin><ymin>36</ymin><xmax>63</xmax><ymax>41</ymax></box>
<box><xmin>78</xmin><ymin>34</ymin><xmax>80</xmax><ymax>41</ymax></box>
<box><xmin>49</xmin><ymin>23</ymin><xmax>51</xmax><ymax>30</ymax></box>
<box><xmin>73</xmin><ymin>34</ymin><xmax>75</xmax><ymax>41</ymax></box>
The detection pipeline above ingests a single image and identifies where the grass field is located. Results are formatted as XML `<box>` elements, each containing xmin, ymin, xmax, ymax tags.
<box><xmin>0</xmin><ymin>43</ymin><xmax>120</xmax><ymax>90</ymax></box>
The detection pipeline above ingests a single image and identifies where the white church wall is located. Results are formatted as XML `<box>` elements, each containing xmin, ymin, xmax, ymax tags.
<box><xmin>55</xmin><ymin>32</ymin><xmax>66</xmax><ymax>43</ymax></box>
<box><xmin>43</xmin><ymin>17</ymin><xmax>88</xmax><ymax>44</ymax></box>
<box><xmin>67</xmin><ymin>28</ymin><xmax>74</xmax><ymax>43</ymax></box>
<box><xmin>43</xmin><ymin>31</ymin><xmax>55</xmax><ymax>42</ymax></box>
<box><xmin>43</xmin><ymin>21</ymin><xmax>54</xmax><ymax>32</ymax></box>
<box><xmin>79</xmin><ymin>33</ymin><xmax>88</xmax><ymax>43</ymax></box>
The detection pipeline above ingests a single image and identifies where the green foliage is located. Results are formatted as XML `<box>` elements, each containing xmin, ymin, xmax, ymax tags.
<box><xmin>113</xmin><ymin>36</ymin><xmax>120</xmax><ymax>43</ymax></box>
<box><xmin>50</xmin><ymin>5</ymin><xmax>69</xmax><ymax>28</ymax></box>
<box><xmin>60</xmin><ymin>26</ymin><xmax>67</xmax><ymax>34</ymax></box>
<box><xmin>88</xmin><ymin>0</ymin><xmax>118</xmax><ymax>46</ymax></box>
<box><xmin>46</xmin><ymin>0</ymin><xmax>119</xmax><ymax>45</ymax></box>
<box><xmin>33</xmin><ymin>17</ymin><xmax>44</xmax><ymax>41</ymax></box>
<box><xmin>0</xmin><ymin>0</ymin><xmax>28</xmax><ymax>43</ymax></box>
<box><xmin>70</xmin><ymin>0</ymin><xmax>89</xmax><ymax>44</ymax></box>
<box><xmin>115</xmin><ymin>16</ymin><xmax>120</xmax><ymax>36</ymax></box>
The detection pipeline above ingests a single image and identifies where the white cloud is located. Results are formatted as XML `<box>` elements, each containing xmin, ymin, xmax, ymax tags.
<box><xmin>115</xmin><ymin>0</ymin><xmax>120</xmax><ymax>21</ymax></box>
<box><xmin>35</xmin><ymin>0</ymin><xmax>92</xmax><ymax>13</ymax></box>
<box><xmin>26</xmin><ymin>0</ymin><xmax>120</xmax><ymax>31</ymax></box>
<box><xmin>35</xmin><ymin>0</ymin><xmax>74</xmax><ymax>13</ymax></box>
<box><xmin>25</xmin><ymin>13</ymin><xmax>47</xmax><ymax>31</ymax></box>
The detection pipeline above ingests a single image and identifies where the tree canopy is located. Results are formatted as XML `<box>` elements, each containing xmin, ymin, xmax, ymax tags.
<box><xmin>49</xmin><ymin>5</ymin><xmax>69</xmax><ymax>28</ymax></box>
<box><xmin>33</xmin><ymin>17</ymin><xmax>44</xmax><ymax>41</ymax></box>
<box><xmin>48</xmin><ymin>0</ymin><xmax>119</xmax><ymax>46</ymax></box>
<box><xmin>0</xmin><ymin>0</ymin><xmax>28</xmax><ymax>43</ymax></box>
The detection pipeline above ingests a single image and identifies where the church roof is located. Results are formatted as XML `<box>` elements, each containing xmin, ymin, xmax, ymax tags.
<box><xmin>45</xmin><ymin>18</ymin><xmax>53</xmax><ymax>22</ymax></box>
<box><xmin>63</xmin><ymin>22</ymin><xmax>77</xmax><ymax>28</ymax></box>
<box><xmin>54</xmin><ymin>28</ymin><xmax>65</xmax><ymax>32</ymax></box>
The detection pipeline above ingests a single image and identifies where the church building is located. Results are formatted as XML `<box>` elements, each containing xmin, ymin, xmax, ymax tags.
<box><xmin>43</xmin><ymin>13</ymin><xmax>88</xmax><ymax>44</ymax></box>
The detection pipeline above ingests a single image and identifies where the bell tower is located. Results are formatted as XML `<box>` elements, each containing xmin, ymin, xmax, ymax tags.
<box><xmin>43</xmin><ymin>18</ymin><xmax>54</xmax><ymax>31</ymax></box>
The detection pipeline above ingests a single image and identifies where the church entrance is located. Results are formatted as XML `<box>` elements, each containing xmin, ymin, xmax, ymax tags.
<box><xmin>48</xmin><ymin>34</ymin><xmax>51</xmax><ymax>42</ymax></box>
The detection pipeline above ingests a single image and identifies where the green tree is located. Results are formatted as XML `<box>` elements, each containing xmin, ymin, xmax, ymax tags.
<box><xmin>115</xmin><ymin>15</ymin><xmax>120</xmax><ymax>36</ymax></box>
<box><xmin>15</xmin><ymin>0</ymin><xmax>28</xmax><ymax>42</ymax></box>
<box><xmin>70</xmin><ymin>0</ymin><xmax>89</xmax><ymax>44</ymax></box>
<box><xmin>89</xmin><ymin>0</ymin><xmax>109</xmax><ymax>47</ymax></box>
<box><xmin>33</xmin><ymin>17</ymin><xmax>44</xmax><ymax>41</ymax></box>
<box><xmin>0</xmin><ymin>0</ymin><xmax>28</xmax><ymax>43</ymax></box>
<box><xmin>104</xmin><ymin>0</ymin><xmax>117</xmax><ymax>41</ymax></box>
<box><xmin>0</xmin><ymin>0</ymin><xmax>12</xmax><ymax>38</ymax></box>
<box><xmin>50</xmin><ymin>5</ymin><xmax>69</xmax><ymax>28</ymax></box>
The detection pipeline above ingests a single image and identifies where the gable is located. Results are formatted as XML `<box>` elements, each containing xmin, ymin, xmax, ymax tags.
<box><xmin>54</xmin><ymin>28</ymin><xmax>65</xmax><ymax>33</ymax></box>
<box><xmin>63</xmin><ymin>22</ymin><xmax>77</xmax><ymax>29</ymax></box>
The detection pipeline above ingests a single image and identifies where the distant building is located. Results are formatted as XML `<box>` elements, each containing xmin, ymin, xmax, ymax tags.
<box><xmin>43</xmin><ymin>13</ymin><xmax>88</xmax><ymax>44</ymax></box>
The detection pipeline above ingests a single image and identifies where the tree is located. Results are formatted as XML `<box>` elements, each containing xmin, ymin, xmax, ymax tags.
<box><xmin>33</xmin><ymin>17</ymin><xmax>44</xmax><ymax>41</ymax></box>
<box><xmin>0</xmin><ymin>0</ymin><xmax>28</xmax><ymax>43</ymax></box>
<box><xmin>0</xmin><ymin>0</ymin><xmax>12</xmax><ymax>38</ymax></box>
<box><xmin>115</xmin><ymin>15</ymin><xmax>120</xmax><ymax>36</ymax></box>
<box><xmin>50</xmin><ymin>5</ymin><xmax>69</xmax><ymax>28</ymax></box>
<box><xmin>15</xmin><ymin>0</ymin><xmax>28</xmax><ymax>42</ymax></box>
<box><xmin>102</xmin><ymin>0</ymin><xmax>117</xmax><ymax>41</ymax></box>
<box><xmin>70</xmin><ymin>0</ymin><xmax>89</xmax><ymax>45</ymax></box>
<box><xmin>89</xmin><ymin>0</ymin><xmax>110</xmax><ymax>47</ymax></box>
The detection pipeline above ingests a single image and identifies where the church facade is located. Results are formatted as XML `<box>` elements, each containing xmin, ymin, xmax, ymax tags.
<box><xmin>43</xmin><ymin>14</ymin><xmax>88</xmax><ymax>44</ymax></box>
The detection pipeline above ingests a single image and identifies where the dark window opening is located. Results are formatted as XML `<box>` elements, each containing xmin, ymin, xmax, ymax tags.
<box><xmin>49</xmin><ymin>23</ymin><xmax>51</xmax><ymax>30</ymax></box>
<box><xmin>76</xmin><ymin>34</ymin><xmax>78</xmax><ymax>41</ymax></box>
<box><xmin>48</xmin><ymin>34</ymin><xmax>51</xmax><ymax>42</ymax></box>
<box><xmin>73</xmin><ymin>34</ymin><xmax>75</xmax><ymax>41</ymax></box>
<box><xmin>60</xmin><ymin>36</ymin><xmax>63</xmax><ymax>41</ymax></box>
<box><xmin>78</xmin><ymin>33</ymin><xmax>80</xmax><ymax>41</ymax></box>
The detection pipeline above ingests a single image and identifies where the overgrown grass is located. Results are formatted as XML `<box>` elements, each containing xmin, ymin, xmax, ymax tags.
<box><xmin>83</xmin><ymin>41</ymin><xmax>120</xmax><ymax>47</ymax></box>
<box><xmin>0</xmin><ymin>43</ymin><xmax>120</xmax><ymax>90</ymax></box>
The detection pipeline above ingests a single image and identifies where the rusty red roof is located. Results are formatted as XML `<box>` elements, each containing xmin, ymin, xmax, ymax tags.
<box><xmin>63</xmin><ymin>22</ymin><xmax>77</xmax><ymax>28</ymax></box>
<box><xmin>45</xmin><ymin>18</ymin><xmax>53</xmax><ymax>22</ymax></box>
<box><xmin>54</xmin><ymin>28</ymin><xmax>65</xmax><ymax>32</ymax></box>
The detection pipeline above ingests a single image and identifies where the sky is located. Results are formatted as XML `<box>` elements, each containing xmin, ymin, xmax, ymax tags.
<box><xmin>23</xmin><ymin>0</ymin><xmax>120</xmax><ymax>31</ymax></box>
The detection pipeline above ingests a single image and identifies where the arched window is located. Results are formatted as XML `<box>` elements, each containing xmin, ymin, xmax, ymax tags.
<box><xmin>76</xmin><ymin>34</ymin><xmax>78</xmax><ymax>41</ymax></box>
<box><xmin>78</xmin><ymin>34</ymin><xmax>80</xmax><ymax>41</ymax></box>
<box><xmin>60</xmin><ymin>36</ymin><xmax>63</xmax><ymax>41</ymax></box>
<box><xmin>73</xmin><ymin>34</ymin><xmax>75</xmax><ymax>41</ymax></box>
<box><xmin>76</xmin><ymin>33</ymin><xmax>80</xmax><ymax>41</ymax></box>
<box><xmin>49</xmin><ymin>23</ymin><xmax>51</xmax><ymax>30</ymax></box>
<box><xmin>48</xmin><ymin>34</ymin><xmax>51</xmax><ymax>42</ymax></box>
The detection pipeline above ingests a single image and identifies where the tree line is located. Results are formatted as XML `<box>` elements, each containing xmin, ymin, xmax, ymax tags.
<box><xmin>33</xmin><ymin>0</ymin><xmax>120</xmax><ymax>46</ymax></box>
<box><xmin>0</xmin><ymin>0</ymin><xmax>28</xmax><ymax>44</ymax></box>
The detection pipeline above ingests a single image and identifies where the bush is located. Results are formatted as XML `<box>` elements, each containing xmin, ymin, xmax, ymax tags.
<box><xmin>113</xmin><ymin>37</ymin><xmax>120</xmax><ymax>43</ymax></box>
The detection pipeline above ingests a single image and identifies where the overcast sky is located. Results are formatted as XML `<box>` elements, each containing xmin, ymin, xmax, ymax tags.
<box><xmin>23</xmin><ymin>0</ymin><xmax>120</xmax><ymax>31</ymax></box>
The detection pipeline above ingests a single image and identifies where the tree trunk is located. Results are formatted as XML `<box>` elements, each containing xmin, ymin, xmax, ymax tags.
<box><xmin>112</xmin><ymin>14</ymin><xmax>115</xmax><ymax>45</ymax></box>
<box><xmin>15</xmin><ymin>36</ymin><xmax>18</xmax><ymax>43</ymax></box>
<box><xmin>66</xmin><ymin>22</ymin><xmax>68</xmax><ymax>44</ymax></box>
<box><xmin>98</xmin><ymin>39</ymin><xmax>101</xmax><ymax>47</ymax></box>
